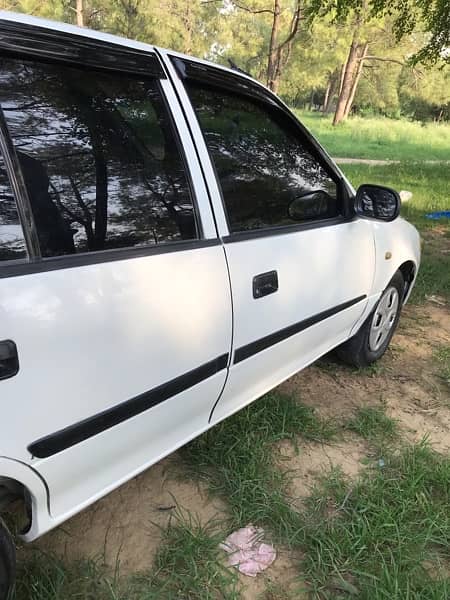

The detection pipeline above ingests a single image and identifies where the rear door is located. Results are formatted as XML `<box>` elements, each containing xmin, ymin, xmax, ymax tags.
<box><xmin>165</xmin><ymin>56</ymin><xmax>375</xmax><ymax>422</ymax></box>
<box><xmin>0</xmin><ymin>22</ymin><xmax>231</xmax><ymax>520</ymax></box>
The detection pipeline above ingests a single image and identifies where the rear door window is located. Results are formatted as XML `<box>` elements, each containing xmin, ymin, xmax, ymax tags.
<box><xmin>0</xmin><ymin>57</ymin><xmax>197</xmax><ymax>258</ymax></box>
<box><xmin>0</xmin><ymin>152</ymin><xmax>26</xmax><ymax>261</ymax></box>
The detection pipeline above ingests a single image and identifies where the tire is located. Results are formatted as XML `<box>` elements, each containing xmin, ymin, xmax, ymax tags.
<box><xmin>0</xmin><ymin>519</ymin><xmax>15</xmax><ymax>600</ymax></box>
<box><xmin>336</xmin><ymin>271</ymin><xmax>404</xmax><ymax>368</ymax></box>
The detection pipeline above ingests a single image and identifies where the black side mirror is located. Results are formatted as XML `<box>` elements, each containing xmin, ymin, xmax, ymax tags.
<box><xmin>354</xmin><ymin>184</ymin><xmax>400</xmax><ymax>222</ymax></box>
<box><xmin>288</xmin><ymin>190</ymin><xmax>332</xmax><ymax>221</ymax></box>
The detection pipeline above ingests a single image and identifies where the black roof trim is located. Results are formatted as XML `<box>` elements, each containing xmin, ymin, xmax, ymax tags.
<box><xmin>0</xmin><ymin>19</ymin><xmax>165</xmax><ymax>78</ymax></box>
<box><xmin>172</xmin><ymin>57</ymin><xmax>276</xmax><ymax>106</ymax></box>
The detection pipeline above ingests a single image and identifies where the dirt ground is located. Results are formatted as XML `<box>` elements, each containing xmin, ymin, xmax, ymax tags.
<box><xmin>29</xmin><ymin>300</ymin><xmax>450</xmax><ymax>596</ymax></box>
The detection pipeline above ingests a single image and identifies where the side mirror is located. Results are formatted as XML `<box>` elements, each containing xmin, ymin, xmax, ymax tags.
<box><xmin>288</xmin><ymin>190</ymin><xmax>332</xmax><ymax>221</ymax></box>
<box><xmin>355</xmin><ymin>184</ymin><xmax>400</xmax><ymax>222</ymax></box>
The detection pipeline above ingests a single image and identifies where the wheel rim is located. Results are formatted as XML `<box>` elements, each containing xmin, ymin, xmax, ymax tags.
<box><xmin>369</xmin><ymin>286</ymin><xmax>400</xmax><ymax>352</ymax></box>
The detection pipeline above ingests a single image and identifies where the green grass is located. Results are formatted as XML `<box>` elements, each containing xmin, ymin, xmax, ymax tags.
<box><xmin>15</xmin><ymin>511</ymin><xmax>239</xmax><ymax>600</ymax></box>
<box><xmin>434</xmin><ymin>344</ymin><xmax>450</xmax><ymax>388</ymax></box>
<box><xmin>130</xmin><ymin>510</ymin><xmax>239</xmax><ymax>600</ymax></box>
<box><xmin>296</xmin><ymin>111</ymin><xmax>450</xmax><ymax>162</ymax></box>
<box><xmin>15</xmin><ymin>396</ymin><xmax>450</xmax><ymax>599</ymax></box>
<box><xmin>341</xmin><ymin>162</ymin><xmax>450</xmax><ymax>304</ymax></box>
<box><xmin>302</xmin><ymin>441</ymin><xmax>450</xmax><ymax>599</ymax></box>
<box><xmin>346</xmin><ymin>406</ymin><xmax>398</xmax><ymax>441</ymax></box>
<box><xmin>181</xmin><ymin>392</ymin><xmax>335</xmax><ymax>542</ymax></box>
<box><xmin>15</xmin><ymin>553</ymin><xmax>122</xmax><ymax>600</ymax></box>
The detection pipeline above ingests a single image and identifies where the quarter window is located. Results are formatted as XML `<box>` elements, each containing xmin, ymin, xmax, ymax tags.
<box><xmin>186</xmin><ymin>82</ymin><xmax>339</xmax><ymax>233</ymax></box>
<box><xmin>0</xmin><ymin>152</ymin><xmax>27</xmax><ymax>261</ymax></box>
<box><xmin>0</xmin><ymin>58</ymin><xmax>197</xmax><ymax>258</ymax></box>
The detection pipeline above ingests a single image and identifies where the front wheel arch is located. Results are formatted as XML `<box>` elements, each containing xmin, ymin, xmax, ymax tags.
<box><xmin>398</xmin><ymin>260</ymin><xmax>416</xmax><ymax>302</ymax></box>
<box><xmin>336</xmin><ymin>270</ymin><xmax>405</xmax><ymax>368</ymax></box>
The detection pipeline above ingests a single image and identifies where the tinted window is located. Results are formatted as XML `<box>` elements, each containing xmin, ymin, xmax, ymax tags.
<box><xmin>0</xmin><ymin>152</ymin><xmax>27</xmax><ymax>261</ymax></box>
<box><xmin>0</xmin><ymin>58</ymin><xmax>197</xmax><ymax>258</ymax></box>
<box><xmin>186</xmin><ymin>82</ymin><xmax>339</xmax><ymax>233</ymax></box>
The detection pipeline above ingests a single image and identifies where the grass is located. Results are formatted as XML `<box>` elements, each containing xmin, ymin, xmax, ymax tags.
<box><xmin>296</xmin><ymin>110</ymin><xmax>450</xmax><ymax>162</ymax></box>
<box><xmin>181</xmin><ymin>392</ymin><xmax>335</xmax><ymax>543</ymax></box>
<box><xmin>14</xmin><ymin>395</ymin><xmax>449</xmax><ymax>599</ymax></box>
<box><xmin>346</xmin><ymin>406</ymin><xmax>398</xmax><ymax>441</ymax></box>
<box><xmin>434</xmin><ymin>344</ymin><xmax>450</xmax><ymax>388</ymax></box>
<box><xmin>15</xmin><ymin>553</ymin><xmax>122</xmax><ymax>600</ymax></box>
<box><xmin>302</xmin><ymin>441</ymin><xmax>450</xmax><ymax>599</ymax></box>
<box><xmin>15</xmin><ymin>511</ymin><xmax>239</xmax><ymax>600</ymax></box>
<box><xmin>130</xmin><ymin>510</ymin><xmax>239</xmax><ymax>599</ymax></box>
<box><xmin>340</xmin><ymin>162</ymin><xmax>450</xmax><ymax>304</ymax></box>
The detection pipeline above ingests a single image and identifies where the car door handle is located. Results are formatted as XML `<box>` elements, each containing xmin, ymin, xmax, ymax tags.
<box><xmin>0</xmin><ymin>340</ymin><xmax>19</xmax><ymax>380</ymax></box>
<box><xmin>253</xmin><ymin>270</ymin><xmax>279</xmax><ymax>299</ymax></box>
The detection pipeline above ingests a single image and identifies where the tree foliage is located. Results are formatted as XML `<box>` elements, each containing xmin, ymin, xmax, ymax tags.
<box><xmin>309</xmin><ymin>0</ymin><xmax>450</xmax><ymax>64</ymax></box>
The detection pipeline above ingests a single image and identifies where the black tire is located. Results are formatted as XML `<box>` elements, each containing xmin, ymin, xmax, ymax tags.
<box><xmin>0</xmin><ymin>519</ymin><xmax>15</xmax><ymax>600</ymax></box>
<box><xmin>336</xmin><ymin>271</ymin><xmax>405</xmax><ymax>368</ymax></box>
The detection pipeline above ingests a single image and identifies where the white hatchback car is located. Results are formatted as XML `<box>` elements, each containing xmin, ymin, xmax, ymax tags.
<box><xmin>0</xmin><ymin>11</ymin><xmax>420</xmax><ymax>596</ymax></box>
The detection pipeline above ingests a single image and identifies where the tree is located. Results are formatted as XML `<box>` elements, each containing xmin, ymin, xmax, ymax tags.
<box><xmin>309</xmin><ymin>0</ymin><xmax>450</xmax><ymax>65</ymax></box>
<box><xmin>207</xmin><ymin>1</ymin><xmax>303</xmax><ymax>93</ymax></box>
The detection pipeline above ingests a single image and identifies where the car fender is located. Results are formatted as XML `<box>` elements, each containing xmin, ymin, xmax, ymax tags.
<box><xmin>371</xmin><ymin>217</ymin><xmax>421</xmax><ymax>301</ymax></box>
<box><xmin>349</xmin><ymin>217</ymin><xmax>420</xmax><ymax>337</ymax></box>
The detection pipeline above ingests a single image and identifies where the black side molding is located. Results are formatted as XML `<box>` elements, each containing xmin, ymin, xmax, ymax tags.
<box><xmin>28</xmin><ymin>353</ymin><xmax>229</xmax><ymax>459</ymax></box>
<box><xmin>234</xmin><ymin>295</ymin><xmax>367</xmax><ymax>364</ymax></box>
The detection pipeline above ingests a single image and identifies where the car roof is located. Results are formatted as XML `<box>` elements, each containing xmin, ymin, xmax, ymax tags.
<box><xmin>0</xmin><ymin>10</ymin><xmax>264</xmax><ymax>90</ymax></box>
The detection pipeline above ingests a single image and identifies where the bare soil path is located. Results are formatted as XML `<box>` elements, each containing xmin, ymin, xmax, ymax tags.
<box><xmin>334</xmin><ymin>157</ymin><xmax>450</xmax><ymax>165</ymax></box>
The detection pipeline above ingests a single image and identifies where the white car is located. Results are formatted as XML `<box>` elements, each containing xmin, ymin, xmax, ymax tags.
<box><xmin>0</xmin><ymin>11</ymin><xmax>420</xmax><ymax>596</ymax></box>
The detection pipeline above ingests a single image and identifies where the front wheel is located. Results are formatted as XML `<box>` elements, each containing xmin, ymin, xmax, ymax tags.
<box><xmin>0</xmin><ymin>519</ymin><xmax>15</xmax><ymax>600</ymax></box>
<box><xmin>336</xmin><ymin>271</ymin><xmax>404</xmax><ymax>368</ymax></box>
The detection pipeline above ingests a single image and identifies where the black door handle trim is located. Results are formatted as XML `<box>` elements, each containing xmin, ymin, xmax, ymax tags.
<box><xmin>0</xmin><ymin>339</ymin><xmax>19</xmax><ymax>380</ymax></box>
<box><xmin>253</xmin><ymin>270</ymin><xmax>278</xmax><ymax>299</ymax></box>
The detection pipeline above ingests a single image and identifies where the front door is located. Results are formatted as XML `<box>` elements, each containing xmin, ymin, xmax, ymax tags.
<box><xmin>0</xmin><ymin>38</ymin><xmax>231</xmax><ymax>520</ymax></box>
<box><xmin>173</xmin><ymin>62</ymin><xmax>375</xmax><ymax>422</ymax></box>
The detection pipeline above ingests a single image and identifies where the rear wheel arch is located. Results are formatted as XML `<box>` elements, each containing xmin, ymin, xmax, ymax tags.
<box><xmin>0</xmin><ymin>477</ymin><xmax>32</xmax><ymax>535</ymax></box>
<box><xmin>0</xmin><ymin>516</ymin><xmax>15</xmax><ymax>600</ymax></box>
<box><xmin>0</xmin><ymin>458</ymin><xmax>50</xmax><ymax>542</ymax></box>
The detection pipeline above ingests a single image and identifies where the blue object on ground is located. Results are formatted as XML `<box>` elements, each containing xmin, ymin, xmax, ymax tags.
<box><xmin>425</xmin><ymin>211</ymin><xmax>450</xmax><ymax>220</ymax></box>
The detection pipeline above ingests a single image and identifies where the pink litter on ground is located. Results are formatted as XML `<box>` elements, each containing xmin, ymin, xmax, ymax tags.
<box><xmin>219</xmin><ymin>525</ymin><xmax>276</xmax><ymax>577</ymax></box>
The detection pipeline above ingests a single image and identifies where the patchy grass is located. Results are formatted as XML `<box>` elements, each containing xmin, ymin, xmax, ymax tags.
<box><xmin>346</xmin><ymin>406</ymin><xmax>398</xmax><ymax>441</ymax></box>
<box><xmin>296</xmin><ymin>111</ymin><xmax>450</xmax><ymax>162</ymax></box>
<box><xmin>434</xmin><ymin>344</ymin><xmax>450</xmax><ymax>388</ymax></box>
<box><xmin>15</xmin><ymin>553</ymin><xmax>122</xmax><ymax>600</ymax></box>
<box><xmin>302</xmin><ymin>441</ymin><xmax>450</xmax><ymax>599</ymax></box>
<box><xmin>15</xmin><ymin>511</ymin><xmax>239</xmax><ymax>600</ymax></box>
<box><xmin>130</xmin><ymin>510</ymin><xmax>238</xmax><ymax>600</ymax></box>
<box><xmin>181</xmin><ymin>392</ymin><xmax>334</xmax><ymax>542</ymax></box>
<box><xmin>341</xmin><ymin>162</ymin><xmax>450</xmax><ymax>304</ymax></box>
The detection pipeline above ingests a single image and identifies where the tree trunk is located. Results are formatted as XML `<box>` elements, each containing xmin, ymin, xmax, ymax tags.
<box><xmin>322</xmin><ymin>80</ymin><xmax>331</xmax><ymax>113</ymax></box>
<box><xmin>76</xmin><ymin>0</ymin><xmax>84</xmax><ymax>27</ymax></box>
<box><xmin>333</xmin><ymin>41</ymin><xmax>360</xmax><ymax>125</ymax></box>
<box><xmin>343</xmin><ymin>42</ymin><xmax>368</xmax><ymax>119</ymax></box>
<box><xmin>267</xmin><ymin>0</ymin><xmax>281</xmax><ymax>91</ymax></box>
<box><xmin>322</xmin><ymin>69</ymin><xmax>339</xmax><ymax>113</ymax></box>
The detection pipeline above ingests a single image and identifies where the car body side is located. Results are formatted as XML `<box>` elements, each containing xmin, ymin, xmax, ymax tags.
<box><xmin>0</xmin><ymin>11</ymin><xmax>420</xmax><ymax>543</ymax></box>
